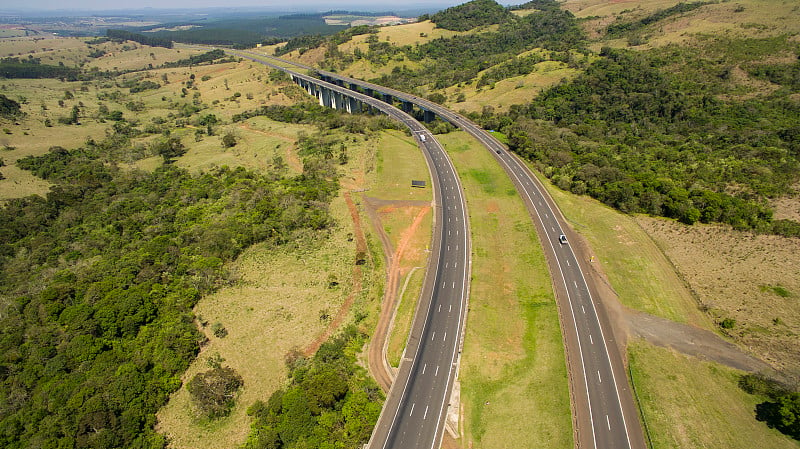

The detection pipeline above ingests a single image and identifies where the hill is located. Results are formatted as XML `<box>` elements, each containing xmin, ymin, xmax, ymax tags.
<box><xmin>269</xmin><ymin>1</ymin><xmax>800</xmax><ymax>446</ymax></box>
<box><xmin>1</xmin><ymin>2</ymin><xmax>799</xmax><ymax>448</ymax></box>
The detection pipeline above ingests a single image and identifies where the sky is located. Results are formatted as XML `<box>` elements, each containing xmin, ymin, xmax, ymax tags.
<box><xmin>2</xmin><ymin>0</ymin><xmax>466</xmax><ymax>12</ymax></box>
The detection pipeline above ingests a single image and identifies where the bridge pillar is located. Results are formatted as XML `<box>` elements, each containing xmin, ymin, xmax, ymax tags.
<box><xmin>332</xmin><ymin>91</ymin><xmax>342</xmax><ymax>110</ymax></box>
<box><xmin>383</xmin><ymin>93</ymin><xmax>393</xmax><ymax>104</ymax></box>
<box><xmin>321</xmin><ymin>88</ymin><xmax>332</xmax><ymax>108</ymax></box>
<box><xmin>401</xmin><ymin>101</ymin><xmax>414</xmax><ymax>114</ymax></box>
<box><xmin>348</xmin><ymin>97</ymin><xmax>361</xmax><ymax>114</ymax></box>
<box><xmin>423</xmin><ymin>109</ymin><xmax>436</xmax><ymax>123</ymax></box>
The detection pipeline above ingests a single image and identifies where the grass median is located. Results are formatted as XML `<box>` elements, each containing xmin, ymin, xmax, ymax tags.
<box><xmin>438</xmin><ymin>131</ymin><xmax>573</xmax><ymax>449</ymax></box>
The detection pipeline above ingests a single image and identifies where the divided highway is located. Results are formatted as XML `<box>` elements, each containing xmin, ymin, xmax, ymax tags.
<box><xmin>245</xmin><ymin>52</ymin><xmax>647</xmax><ymax>449</ymax></box>
<box><xmin>226</xmin><ymin>50</ymin><xmax>472</xmax><ymax>449</ymax></box>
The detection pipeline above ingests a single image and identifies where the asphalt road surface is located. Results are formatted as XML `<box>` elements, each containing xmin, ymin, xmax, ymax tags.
<box><xmin>226</xmin><ymin>49</ymin><xmax>472</xmax><ymax>449</ymax></box>
<box><xmin>231</xmin><ymin>49</ymin><xmax>645</xmax><ymax>449</ymax></box>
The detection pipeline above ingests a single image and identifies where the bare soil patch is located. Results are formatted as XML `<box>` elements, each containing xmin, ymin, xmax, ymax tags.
<box><xmin>362</xmin><ymin>196</ymin><xmax>431</xmax><ymax>391</ymax></box>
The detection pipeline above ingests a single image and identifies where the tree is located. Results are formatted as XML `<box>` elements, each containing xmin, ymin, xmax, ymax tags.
<box><xmin>70</xmin><ymin>105</ymin><xmax>80</xmax><ymax>124</ymax></box>
<box><xmin>0</xmin><ymin>93</ymin><xmax>21</xmax><ymax>118</ymax></box>
<box><xmin>187</xmin><ymin>366</ymin><xmax>244</xmax><ymax>418</ymax></box>
<box><xmin>154</xmin><ymin>136</ymin><xmax>186</xmax><ymax>163</ymax></box>
<box><xmin>756</xmin><ymin>393</ymin><xmax>800</xmax><ymax>440</ymax></box>
<box><xmin>222</xmin><ymin>132</ymin><xmax>237</xmax><ymax>148</ymax></box>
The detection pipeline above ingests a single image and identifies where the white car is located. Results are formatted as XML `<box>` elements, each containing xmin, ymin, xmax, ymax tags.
<box><xmin>558</xmin><ymin>235</ymin><xmax>567</xmax><ymax>245</ymax></box>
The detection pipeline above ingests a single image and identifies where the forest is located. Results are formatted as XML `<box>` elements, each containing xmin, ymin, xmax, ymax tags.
<box><xmin>106</xmin><ymin>30</ymin><xmax>173</xmax><ymax>49</ymax></box>
<box><xmin>0</xmin><ymin>58</ymin><xmax>81</xmax><ymax>81</ymax></box>
<box><xmin>145</xmin><ymin>14</ymin><xmax>348</xmax><ymax>49</ymax></box>
<box><xmin>488</xmin><ymin>43</ymin><xmax>800</xmax><ymax>235</ymax></box>
<box><xmin>244</xmin><ymin>326</ymin><xmax>382</xmax><ymax>449</ymax></box>
<box><xmin>0</xmin><ymin>131</ymin><xmax>339</xmax><ymax>447</ymax></box>
<box><xmin>425</xmin><ymin>0</ymin><xmax>513</xmax><ymax>31</ymax></box>
<box><xmin>372</xmin><ymin>3</ymin><xmax>583</xmax><ymax>90</ymax></box>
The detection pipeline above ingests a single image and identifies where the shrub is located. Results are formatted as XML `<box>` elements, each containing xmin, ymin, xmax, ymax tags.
<box><xmin>211</xmin><ymin>322</ymin><xmax>228</xmax><ymax>338</ymax></box>
<box><xmin>222</xmin><ymin>132</ymin><xmax>237</xmax><ymax>148</ymax></box>
<box><xmin>720</xmin><ymin>318</ymin><xmax>736</xmax><ymax>329</ymax></box>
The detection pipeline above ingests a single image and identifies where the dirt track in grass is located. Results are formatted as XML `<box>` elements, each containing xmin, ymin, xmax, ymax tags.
<box><xmin>362</xmin><ymin>197</ymin><xmax>431</xmax><ymax>392</ymax></box>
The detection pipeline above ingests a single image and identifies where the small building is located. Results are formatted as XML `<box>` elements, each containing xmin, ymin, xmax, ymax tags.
<box><xmin>411</xmin><ymin>180</ymin><xmax>426</xmax><ymax>188</ymax></box>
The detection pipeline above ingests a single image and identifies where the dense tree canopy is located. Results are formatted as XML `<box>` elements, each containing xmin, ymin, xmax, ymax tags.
<box><xmin>490</xmin><ymin>43</ymin><xmax>800</xmax><ymax>234</ymax></box>
<box><xmin>429</xmin><ymin>0</ymin><xmax>514</xmax><ymax>31</ymax></box>
<box><xmin>0</xmin><ymin>57</ymin><xmax>80</xmax><ymax>81</ymax></box>
<box><xmin>106</xmin><ymin>29</ymin><xmax>173</xmax><ymax>49</ymax></box>
<box><xmin>368</xmin><ymin>3</ymin><xmax>585</xmax><ymax>91</ymax></box>
<box><xmin>244</xmin><ymin>326</ymin><xmax>383</xmax><ymax>449</ymax></box>
<box><xmin>0</xmin><ymin>94</ymin><xmax>21</xmax><ymax>118</ymax></box>
<box><xmin>0</xmin><ymin>142</ymin><xmax>338</xmax><ymax>448</ymax></box>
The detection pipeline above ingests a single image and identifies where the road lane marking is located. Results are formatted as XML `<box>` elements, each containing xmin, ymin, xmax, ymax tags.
<box><xmin>438</xmin><ymin>304</ymin><xmax>441</xmax><ymax>312</ymax></box>
<box><xmin>435</xmin><ymin>365</ymin><xmax>439</xmax><ymax>376</ymax></box>
<box><xmin>445</xmin><ymin>262</ymin><xmax>449</xmax><ymax>268</ymax></box>
<box><xmin>607</xmin><ymin>414</ymin><xmax>611</xmax><ymax>430</ymax></box>
<box><xmin>452</xmin><ymin>282</ymin><xmax>455</xmax><ymax>289</ymax></box>
<box><xmin>431</xmin><ymin>332</ymin><xmax>436</xmax><ymax>341</ymax></box>
<box><xmin>423</xmin><ymin>406</ymin><xmax>429</xmax><ymax>420</ymax></box>
<box><xmin>449</xmin><ymin>304</ymin><xmax>452</xmax><ymax>312</ymax></box>
<box><xmin>589</xmin><ymin>334</ymin><xmax>593</xmax><ymax>344</ymax></box>
<box><xmin>566</xmin><ymin>260</ymin><xmax>570</xmax><ymax>266</ymax></box>
<box><xmin>598</xmin><ymin>370</ymin><xmax>602</xmax><ymax>383</ymax></box>
<box><xmin>409</xmin><ymin>403</ymin><xmax>415</xmax><ymax>416</ymax></box>
<box><xmin>443</xmin><ymin>332</ymin><xmax>447</xmax><ymax>341</ymax></box>
<box><xmin>422</xmin><ymin>363</ymin><xmax>427</xmax><ymax>374</ymax></box>
<box><xmin>582</xmin><ymin>305</ymin><xmax>586</xmax><ymax>313</ymax></box>
<box><xmin>574</xmin><ymin>281</ymin><xmax>578</xmax><ymax>288</ymax></box>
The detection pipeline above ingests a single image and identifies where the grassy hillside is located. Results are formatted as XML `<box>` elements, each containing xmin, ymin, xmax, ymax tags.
<box><xmin>2</xmin><ymin>0</ymin><xmax>800</xmax><ymax>447</ymax></box>
<box><xmin>0</xmin><ymin>37</ymin><xmax>393</xmax><ymax>449</ymax></box>
<box><xmin>265</xmin><ymin>0</ymin><xmax>800</xmax><ymax>444</ymax></box>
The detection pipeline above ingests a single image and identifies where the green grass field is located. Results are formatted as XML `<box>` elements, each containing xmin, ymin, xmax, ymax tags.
<box><xmin>386</xmin><ymin>266</ymin><xmax>425</xmax><ymax>367</ymax></box>
<box><xmin>628</xmin><ymin>340</ymin><xmax>800</xmax><ymax>449</ymax></box>
<box><xmin>524</xmin><ymin>164</ymin><xmax>798</xmax><ymax>447</ymax></box>
<box><xmin>369</xmin><ymin>129</ymin><xmax>432</xmax><ymax>202</ymax></box>
<box><xmin>439</xmin><ymin>131</ymin><xmax>573</xmax><ymax>449</ymax></box>
<box><xmin>532</xmin><ymin>169</ymin><xmax>709</xmax><ymax>326</ymax></box>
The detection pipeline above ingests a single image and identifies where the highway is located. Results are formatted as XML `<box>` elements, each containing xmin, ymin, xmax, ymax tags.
<box><xmin>244</xmin><ymin>52</ymin><xmax>646</xmax><ymax>449</ymax></box>
<box><xmin>227</xmin><ymin>50</ymin><xmax>472</xmax><ymax>449</ymax></box>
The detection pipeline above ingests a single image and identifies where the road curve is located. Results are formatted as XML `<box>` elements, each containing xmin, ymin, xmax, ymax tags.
<box><xmin>247</xmin><ymin>52</ymin><xmax>647</xmax><ymax>449</ymax></box>
<box><xmin>225</xmin><ymin>49</ymin><xmax>472</xmax><ymax>449</ymax></box>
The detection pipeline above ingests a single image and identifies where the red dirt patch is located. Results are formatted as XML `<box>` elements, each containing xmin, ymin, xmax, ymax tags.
<box><xmin>363</xmin><ymin>197</ymin><xmax>432</xmax><ymax>392</ymax></box>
